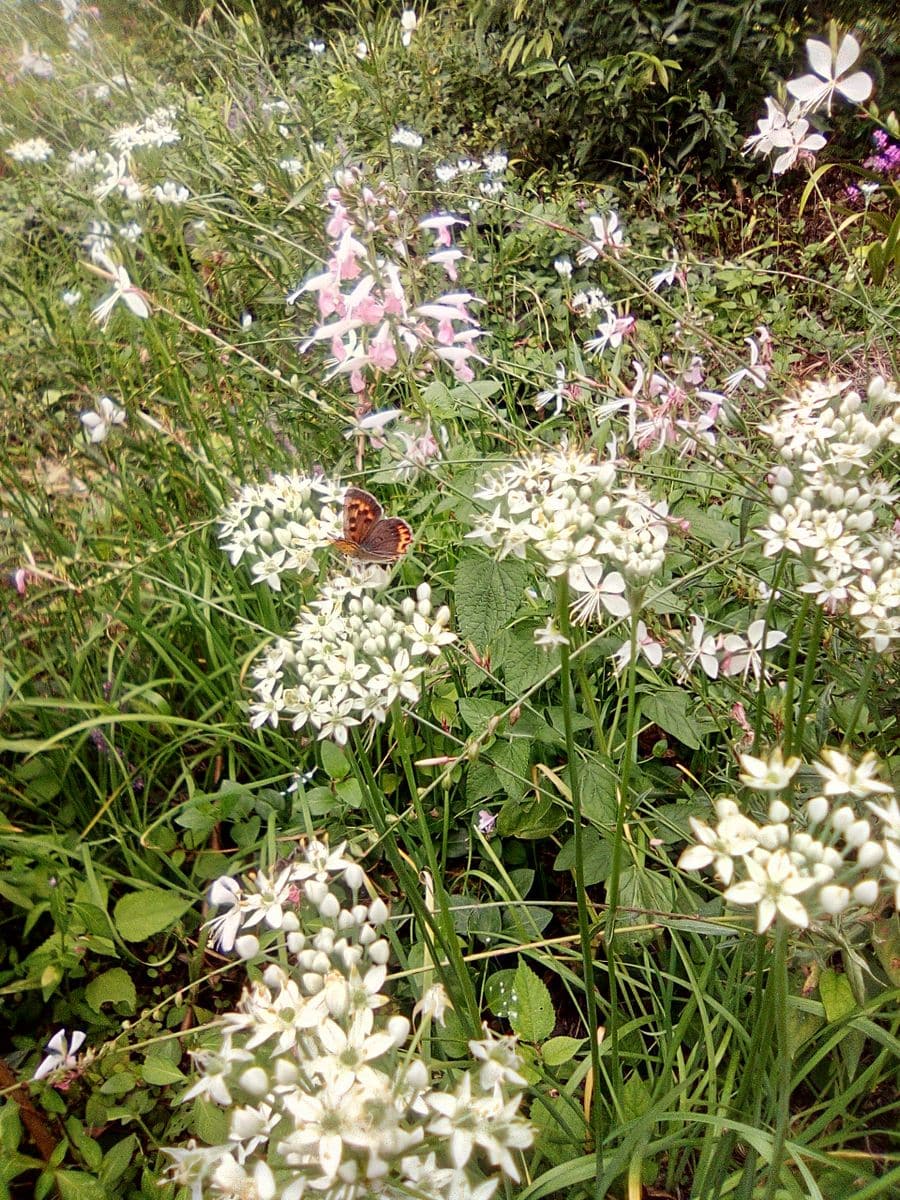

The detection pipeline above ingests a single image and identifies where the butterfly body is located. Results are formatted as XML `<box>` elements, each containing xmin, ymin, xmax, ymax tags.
<box><xmin>332</xmin><ymin>487</ymin><xmax>413</xmax><ymax>563</ymax></box>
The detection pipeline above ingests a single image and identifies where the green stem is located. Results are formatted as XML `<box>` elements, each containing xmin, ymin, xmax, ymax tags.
<box><xmin>841</xmin><ymin>653</ymin><xmax>877</xmax><ymax>746</ymax></box>
<box><xmin>780</xmin><ymin>594</ymin><xmax>811</xmax><ymax>754</ymax></box>
<box><xmin>556</xmin><ymin>578</ymin><xmax>603</xmax><ymax>1171</ymax></box>
<box><xmin>790</xmin><ymin>603</ymin><xmax>824</xmax><ymax>756</ymax></box>
<box><xmin>763</xmin><ymin>920</ymin><xmax>791</xmax><ymax>1200</ymax></box>
<box><xmin>708</xmin><ymin>936</ymin><xmax>771</xmax><ymax>1199</ymax></box>
<box><xmin>604</xmin><ymin>609</ymin><xmax>639</xmax><ymax>1087</ymax></box>
<box><xmin>349</xmin><ymin>729</ymin><xmax>480</xmax><ymax>1032</ymax></box>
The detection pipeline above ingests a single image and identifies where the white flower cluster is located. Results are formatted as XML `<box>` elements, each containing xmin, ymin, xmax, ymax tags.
<box><xmin>6</xmin><ymin>137</ymin><xmax>54</xmax><ymax>163</ymax></box>
<box><xmin>743</xmin><ymin>32</ymin><xmax>873</xmax><ymax>174</ymax></box>
<box><xmin>217</xmin><ymin>472</ymin><xmax>345</xmax><ymax>590</ymax></box>
<box><xmin>466</xmin><ymin>447</ymin><xmax>669</xmax><ymax>608</ymax></box>
<box><xmin>249</xmin><ymin>579</ymin><xmax>454</xmax><ymax>743</ymax></box>
<box><xmin>756</xmin><ymin>375</ymin><xmax>900</xmax><ymax>650</ymax></box>
<box><xmin>679</xmin><ymin>748</ymin><xmax>900</xmax><ymax>934</ymax></box>
<box><xmin>165</xmin><ymin>841</ymin><xmax>532</xmax><ymax>1200</ymax></box>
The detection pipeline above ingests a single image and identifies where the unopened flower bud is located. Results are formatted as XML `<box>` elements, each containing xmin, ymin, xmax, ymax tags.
<box><xmin>852</xmin><ymin>879</ymin><xmax>878</xmax><ymax>906</ymax></box>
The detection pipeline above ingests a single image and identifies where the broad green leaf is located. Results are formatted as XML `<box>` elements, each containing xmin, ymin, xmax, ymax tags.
<box><xmin>641</xmin><ymin>687</ymin><xmax>712</xmax><ymax>749</ymax></box>
<box><xmin>542</xmin><ymin>1036</ymin><xmax>584</xmax><ymax>1066</ymax></box>
<box><xmin>454</xmin><ymin>557</ymin><xmax>528</xmax><ymax>647</ymax></box>
<box><xmin>113</xmin><ymin>889</ymin><xmax>193</xmax><ymax>942</ymax></box>
<box><xmin>98</xmin><ymin>1135</ymin><xmax>138</xmax><ymax>1187</ymax></box>
<box><xmin>192</xmin><ymin>1097</ymin><xmax>229</xmax><ymax>1146</ymax></box>
<box><xmin>494</xmin><ymin>627</ymin><xmax>557</xmax><ymax>693</ymax></box>
<box><xmin>872</xmin><ymin>917</ymin><xmax>900</xmax><ymax>986</ymax></box>
<box><xmin>510</xmin><ymin>959</ymin><xmax>555</xmax><ymax>1043</ymax></box>
<box><xmin>54</xmin><ymin>1170</ymin><xmax>106</xmax><ymax>1200</ymax></box>
<box><xmin>85</xmin><ymin>967</ymin><xmax>137</xmax><ymax>1014</ymax></box>
<box><xmin>485</xmin><ymin>968</ymin><xmax>517</xmax><ymax>1019</ymax></box>
<box><xmin>497</xmin><ymin>791</ymin><xmax>566</xmax><ymax>839</ymax></box>
<box><xmin>320</xmin><ymin>740</ymin><xmax>349</xmax><ymax>779</ymax></box>
<box><xmin>819</xmin><ymin>969</ymin><xmax>856</xmax><ymax>1023</ymax></box>
<box><xmin>554</xmin><ymin>827</ymin><xmax>614</xmax><ymax>884</ymax></box>
<box><xmin>141</xmin><ymin>1055</ymin><xmax>186</xmax><ymax>1086</ymax></box>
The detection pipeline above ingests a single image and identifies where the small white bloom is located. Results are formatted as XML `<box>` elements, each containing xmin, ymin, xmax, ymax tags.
<box><xmin>152</xmin><ymin>180</ymin><xmax>189</xmax><ymax>205</ymax></box>
<box><xmin>90</xmin><ymin>257</ymin><xmax>150</xmax><ymax>327</ymax></box>
<box><xmin>80</xmin><ymin>396</ymin><xmax>127</xmax><ymax>443</ymax></box>
<box><xmin>33</xmin><ymin>1029</ymin><xmax>86</xmax><ymax>1080</ymax></box>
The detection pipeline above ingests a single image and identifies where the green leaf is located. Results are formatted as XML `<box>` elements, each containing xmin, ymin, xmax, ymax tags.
<box><xmin>140</xmin><ymin>1053</ymin><xmax>186</xmax><ymax>1086</ymax></box>
<box><xmin>496</xmin><ymin>791</ymin><xmax>566</xmax><ymax>839</ymax></box>
<box><xmin>85</xmin><ymin>967</ymin><xmax>137</xmax><ymax>1014</ymax></box>
<box><xmin>98</xmin><ymin>1135</ymin><xmax>138</xmax><ymax>1187</ymax></box>
<box><xmin>490</xmin><ymin>738</ymin><xmax>531</xmax><ymax>801</ymax></box>
<box><xmin>192</xmin><ymin>1097</ymin><xmax>229</xmax><ymax>1146</ymax></box>
<box><xmin>454</xmin><ymin>557</ymin><xmax>528</xmax><ymax>647</ymax></box>
<box><xmin>494</xmin><ymin>627</ymin><xmax>556</xmax><ymax>693</ymax></box>
<box><xmin>64</xmin><ymin>1118</ymin><xmax>102</xmax><ymax>1172</ymax></box>
<box><xmin>554</xmin><ymin>827</ymin><xmax>614</xmax><ymax>884</ymax></box>
<box><xmin>484</xmin><ymin>968</ymin><xmax>517</xmax><ymax>1019</ymax></box>
<box><xmin>509</xmin><ymin>959</ymin><xmax>555</xmax><ymax>1043</ymax></box>
<box><xmin>872</xmin><ymin>917</ymin><xmax>900</xmax><ymax>986</ymax></box>
<box><xmin>320</xmin><ymin>740</ymin><xmax>350</xmax><ymax>779</ymax></box>
<box><xmin>542</xmin><ymin>1036</ymin><xmax>584</xmax><ymax>1066</ymax></box>
<box><xmin>54</xmin><ymin>1171</ymin><xmax>106</xmax><ymax>1200</ymax></box>
<box><xmin>819</xmin><ymin>969</ymin><xmax>856</xmax><ymax>1023</ymax></box>
<box><xmin>641</xmin><ymin>688</ymin><xmax>711</xmax><ymax>749</ymax></box>
<box><xmin>673</xmin><ymin>502</ymin><xmax>738</xmax><ymax>548</ymax></box>
<box><xmin>458</xmin><ymin>697</ymin><xmax>505</xmax><ymax>736</ymax></box>
<box><xmin>113</xmin><ymin>889</ymin><xmax>193</xmax><ymax>942</ymax></box>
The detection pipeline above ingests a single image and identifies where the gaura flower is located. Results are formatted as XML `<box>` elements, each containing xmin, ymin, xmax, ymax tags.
<box><xmin>787</xmin><ymin>33</ymin><xmax>873</xmax><ymax>115</ymax></box>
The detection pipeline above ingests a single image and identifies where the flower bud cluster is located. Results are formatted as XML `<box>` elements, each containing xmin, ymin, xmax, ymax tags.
<box><xmin>217</xmin><ymin>472</ymin><xmax>345</xmax><ymax>590</ymax></box>
<box><xmin>248</xmin><ymin>579</ymin><xmax>455</xmax><ymax>743</ymax></box>
<box><xmin>165</xmin><ymin>840</ymin><xmax>533</xmax><ymax>1200</ymax></box>
<box><xmin>679</xmin><ymin>747</ymin><xmax>899</xmax><ymax>934</ymax></box>
<box><xmin>290</xmin><ymin>168</ymin><xmax>486</xmax><ymax>397</ymax></box>
<box><xmin>757</xmin><ymin>375</ymin><xmax>900</xmax><ymax>649</ymax></box>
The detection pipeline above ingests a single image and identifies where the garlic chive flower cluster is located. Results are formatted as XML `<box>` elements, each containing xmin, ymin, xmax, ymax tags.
<box><xmin>288</xmin><ymin>168</ymin><xmax>486</xmax><ymax>398</ymax></box>
<box><xmin>743</xmin><ymin>31</ymin><xmax>873</xmax><ymax>175</ymax></box>
<box><xmin>679</xmin><ymin>748</ymin><xmax>900</xmax><ymax>934</ymax></box>
<box><xmin>248</xmin><ymin>579</ymin><xmax>455</xmax><ymax>743</ymax></box>
<box><xmin>756</xmin><ymin>375</ymin><xmax>900</xmax><ymax>649</ymax></box>
<box><xmin>165</xmin><ymin>840</ymin><xmax>533</xmax><ymax>1200</ymax></box>
<box><xmin>218</xmin><ymin>472</ymin><xmax>345</xmax><ymax>591</ymax></box>
<box><xmin>466</xmin><ymin>447</ymin><xmax>669</xmax><ymax>620</ymax></box>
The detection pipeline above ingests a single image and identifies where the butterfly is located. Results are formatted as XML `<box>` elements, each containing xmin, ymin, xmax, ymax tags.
<box><xmin>331</xmin><ymin>487</ymin><xmax>413</xmax><ymax>563</ymax></box>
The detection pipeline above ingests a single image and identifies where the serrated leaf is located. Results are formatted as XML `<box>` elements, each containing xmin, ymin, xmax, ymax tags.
<box><xmin>496</xmin><ymin>792</ymin><xmax>565</xmax><ymax>839</ymax></box>
<box><xmin>454</xmin><ymin>557</ymin><xmax>528</xmax><ymax>647</ymax></box>
<box><xmin>85</xmin><ymin>968</ymin><xmax>136</xmax><ymax>1014</ymax></box>
<box><xmin>113</xmin><ymin>889</ymin><xmax>193</xmax><ymax>942</ymax></box>
<box><xmin>673</xmin><ymin>503</ymin><xmax>737</xmax><ymax>548</ymax></box>
<box><xmin>494</xmin><ymin>627</ymin><xmax>557</xmax><ymax>693</ymax></box>
<box><xmin>509</xmin><ymin>960</ymin><xmax>554</xmax><ymax>1042</ymax></box>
